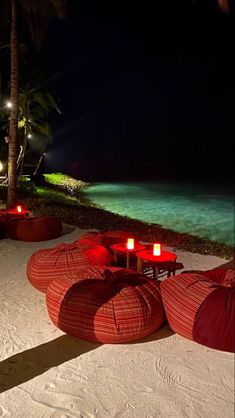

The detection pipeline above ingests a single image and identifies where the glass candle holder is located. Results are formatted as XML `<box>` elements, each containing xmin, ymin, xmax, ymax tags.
<box><xmin>153</xmin><ymin>243</ymin><xmax>161</xmax><ymax>256</ymax></box>
<box><xmin>127</xmin><ymin>238</ymin><xmax>134</xmax><ymax>250</ymax></box>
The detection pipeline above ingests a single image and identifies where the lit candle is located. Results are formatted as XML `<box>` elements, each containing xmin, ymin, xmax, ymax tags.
<box><xmin>153</xmin><ymin>243</ymin><xmax>161</xmax><ymax>256</ymax></box>
<box><xmin>127</xmin><ymin>238</ymin><xmax>134</xmax><ymax>250</ymax></box>
<box><xmin>16</xmin><ymin>205</ymin><xmax>22</xmax><ymax>213</ymax></box>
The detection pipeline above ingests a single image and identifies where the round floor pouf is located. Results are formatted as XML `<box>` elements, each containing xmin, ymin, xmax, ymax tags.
<box><xmin>79</xmin><ymin>230</ymin><xmax>138</xmax><ymax>248</ymax></box>
<box><xmin>0</xmin><ymin>215</ymin><xmax>7</xmax><ymax>238</ymax></box>
<box><xmin>6</xmin><ymin>216</ymin><xmax>62</xmax><ymax>241</ymax></box>
<box><xmin>46</xmin><ymin>268</ymin><xmax>165</xmax><ymax>343</ymax></box>
<box><xmin>160</xmin><ymin>269</ymin><xmax>235</xmax><ymax>352</ymax></box>
<box><xmin>0</xmin><ymin>211</ymin><xmax>23</xmax><ymax>238</ymax></box>
<box><xmin>27</xmin><ymin>239</ymin><xmax>114</xmax><ymax>293</ymax></box>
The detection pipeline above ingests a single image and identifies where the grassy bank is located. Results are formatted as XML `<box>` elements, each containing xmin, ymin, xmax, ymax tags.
<box><xmin>0</xmin><ymin>173</ymin><xmax>234</xmax><ymax>259</ymax></box>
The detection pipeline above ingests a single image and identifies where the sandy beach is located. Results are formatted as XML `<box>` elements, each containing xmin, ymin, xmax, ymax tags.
<box><xmin>0</xmin><ymin>225</ymin><xmax>234</xmax><ymax>417</ymax></box>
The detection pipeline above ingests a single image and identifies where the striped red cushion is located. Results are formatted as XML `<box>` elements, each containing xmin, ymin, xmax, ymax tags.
<box><xmin>196</xmin><ymin>268</ymin><xmax>235</xmax><ymax>287</ymax></box>
<box><xmin>0</xmin><ymin>215</ymin><xmax>7</xmax><ymax>238</ymax></box>
<box><xmin>160</xmin><ymin>270</ymin><xmax>235</xmax><ymax>352</ymax></box>
<box><xmin>27</xmin><ymin>239</ymin><xmax>114</xmax><ymax>293</ymax></box>
<box><xmin>79</xmin><ymin>230</ymin><xmax>138</xmax><ymax>248</ymax></box>
<box><xmin>46</xmin><ymin>268</ymin><xmax>164</xmax><ymax>343</ymax></box>
<box><xmin>221</xmin><ymin>269</ymin><xmax>235</xmax><ymax>287</ymax></box>
<box><xmin>160</xmin><ymin>274</ymin><xmax>216</xmax><ymax>340</ymax></box>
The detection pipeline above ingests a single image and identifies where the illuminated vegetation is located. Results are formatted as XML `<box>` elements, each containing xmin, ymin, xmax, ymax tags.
<box><xmin>43</xmin><ymin>173</ymin><xmax>86</xmax><ymax>190</ymax></box>
<box><xmin>35</xmin><ymin>186</ymin><xmax>79</xmax><ymax>205</ymax></box>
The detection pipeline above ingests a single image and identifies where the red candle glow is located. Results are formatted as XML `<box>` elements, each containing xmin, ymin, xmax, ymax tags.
<box><xmin>153</xmin><ymin>243</ymin><xmax>161</xmax><ymax>256</ymax></box>
<box><xmin>127</xmin><ymin>238</ymin><xmax>134</xmax><ymax>250</ymax></box>
<box><xmin>16</xmin><ymin>205</ymin><xmax>22</xmax><ymax>213</ymax></box>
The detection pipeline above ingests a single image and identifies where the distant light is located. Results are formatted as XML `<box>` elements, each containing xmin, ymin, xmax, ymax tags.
<box><xmin>27</xmin><ymin>134</ymin><xmax>32</xmax><ymax>139</ymax></box>
<box><xmin>0</xmin><ymin>161</ymin><xmax>3</xmax><ymax>172</ymax></box>
<box><xmin>6</xmin><ymin>101</ymin><xmax>12</xmax><ymax>108</ymax></box>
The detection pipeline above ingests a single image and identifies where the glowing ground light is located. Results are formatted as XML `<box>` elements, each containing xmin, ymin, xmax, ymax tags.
<box><xmin>6</xmin><ymin>101</ymin><xmax>12</xmax><ymax>108</ymax></box>
<box><xmin>16</xmin><ymin>205</ymin><xmax>22</xmax><ymax>213</ymax></box>
<box><xmin>0</xmin><ymin>161</ymin><xmax>3</xmax><ymax>172</ymax></box>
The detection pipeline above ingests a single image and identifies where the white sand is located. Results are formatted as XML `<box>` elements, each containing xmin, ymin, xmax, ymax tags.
<box><xmin>0</xmin><ymin>226</ymin><xmax>234</xmax><ymax>417</ymax></box>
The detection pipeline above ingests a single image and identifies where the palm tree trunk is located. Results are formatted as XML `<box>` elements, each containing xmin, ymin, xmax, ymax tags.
<box><xmin>7</xmin><ymin>0</ymin><xmax>19</xmax><ymax>208</ymax></box>
<box><xmin>33</xmin><ymin>153</ymin><xmax>44</xmax><ymax>176</ymax></box>
<box><xmin>18</xmin><ymin>98</ymin><xmax>29</xmax><ymax>176</ymax></box>
<box><xmin>18</xmin><ymin>135</ymin><xmax>27</xmax><ymax>176</ymax></box>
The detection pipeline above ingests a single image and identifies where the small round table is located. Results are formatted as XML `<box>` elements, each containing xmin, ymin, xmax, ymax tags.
<box><xmin>8</xmin><ymin>209</ymin><xmax>30</xmax><ymax>218</ymax></box>
<box><xmin>111</xmin><ymin>243</ymin><xmax>146</xmax><ymax>268</ymax></box>
<box><xmin>136</xmin><ymin>250</ymin><xmax>177</xmax><ymax>280</ymax></box>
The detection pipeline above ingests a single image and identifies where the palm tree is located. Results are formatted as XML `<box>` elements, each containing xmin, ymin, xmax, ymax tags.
<box><xmin>17</xmin><ymin>73</ymin><xmax>61</xmax><ymax>175</ymax></box>
<box><xmin>0</xmin><ymin>0</ymin><xmax>67</xmax><ymax>208</ymax></box>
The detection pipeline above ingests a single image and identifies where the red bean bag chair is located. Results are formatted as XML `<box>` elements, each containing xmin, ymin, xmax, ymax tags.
<box><xmin>79</xmin><ymin>230</ymin><xmax>138</xmax><ymax>248</ymax></box>
<box><xmin>0</xmin><ymin>209</ymin><xmax>24</xmax><ymax>238</ymax></box>
<box><xmin>160</xmin><ymin>269</ymin><xmax>235</xmax><ymax>352</ymax></box>
<box><xmin>201</xmin><ymin>268</ymin><xmax>235</xmax><ymax>287</ymax></box>
<box><xmin>27</xmin><ymin>239</ymin><xmax>114</xmax><ymax>293</ymax></box>
<box><xmin>0</xmin><ymin>215</ymin><xmax>7</xmax><ymax>238</ymax></box>
<box><xmin>0</xmin><ymin>209</ymin><xmax>11</xmax><ymax>221</ymax></box>
<box><xmin>6</xmin><ymin>216</ymin><xmax>62</xmax><ymax>242</ymax></box>
<box><xmin>46</xmin><ymin>267</ymin><xmax>165</xmax><ymax>343</ymax></box>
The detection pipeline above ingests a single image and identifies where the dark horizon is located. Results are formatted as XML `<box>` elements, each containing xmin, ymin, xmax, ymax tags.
<box><xmin>2</xmin><ymin>0</ymin><xmax>235</xmax><ymax>184</ymax></box>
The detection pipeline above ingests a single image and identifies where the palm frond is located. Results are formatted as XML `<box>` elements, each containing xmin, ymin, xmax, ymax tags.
<box><xmin>44</xmin><ymin>91</ymin><xmax>61</xmax><ymax>114</ymax></box>
<box><xmin>0</xmin><ymin>43</ymin><xmax>10</xmax><ymax>51</ymax></box>
<box><xmin>18</xmin><ymin>0</ymin><xmax>67</xmax><ymax>48</ymax></box>
<box><xmin>18</xmin><ymin>116</ymin><xmax>26</xmax><ymax>128</ymax></box>
<box><xmin>30</xmin><ymin>120</ymin><xmax>52</xmax><ymax>138</ymax></box>
<box><xmin>30</xmin><ymin>93</ymin><xmax>50</xmax><ymax>112</ymax></box>
<box><xmin>217</xmin><ymin>0</ymin><xmax>230</xmax><ymax>12</ymax></box>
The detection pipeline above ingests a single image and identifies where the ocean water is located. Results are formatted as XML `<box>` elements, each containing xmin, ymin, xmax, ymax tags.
<box><xmin>84</xmin><ymin>182</ymin><xmax>235</xmax><ymax>246</ymax></box>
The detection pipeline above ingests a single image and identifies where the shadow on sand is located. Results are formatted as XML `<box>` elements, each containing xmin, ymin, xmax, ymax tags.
<box><xmin>0</xmin><ymin>325</ymin><xmax>173</xmax><ymax>393</ymax></box>
<box><xmin>0</xmin><ymin>335</ymin><xmax>100</xmax><ymax>393</ymax></box>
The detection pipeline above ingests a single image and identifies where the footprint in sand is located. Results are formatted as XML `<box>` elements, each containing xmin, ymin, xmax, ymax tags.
<box><xmin>142</xmin><ymin>384</ymin><xmax>153</xmax><ymax>393</ymax></box>
<box><xmin>0</xmin><ymin>405</ymin><xmax>10</xmax><ymax>416</ymax></box>
<box><xmin>44</xmin><ymin>382</ymin><xmax>56</xmax><ymax>390</ymax></box>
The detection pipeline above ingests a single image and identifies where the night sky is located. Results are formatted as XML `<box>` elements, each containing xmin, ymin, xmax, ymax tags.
<box><xmin>38</xmin><ymin>0</ymin><xmax>234</xmax><ymax>183</ymax></box>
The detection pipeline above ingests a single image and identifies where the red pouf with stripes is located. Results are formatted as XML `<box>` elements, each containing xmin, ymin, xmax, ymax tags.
<box><xmin>79</xmin><ymin>230</ymin><xmax>138</xmax><ymax>248</ymax></box>
<box><xmin>160</xmin><ymin>269</ymin><xmax>235</xmax><ymax>352</ymax></box>
<box><xmin>27</xmin><ymin>239</ymin><xmax>114</xmax><ymax>293</ymax></box>
<box><xmin>46</xmin><ymin>267</ymin><xmax>165</xmax><ymax>343</ymax></box>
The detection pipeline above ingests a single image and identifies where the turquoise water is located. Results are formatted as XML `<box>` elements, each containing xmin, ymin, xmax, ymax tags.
<box><xmin>84</xmin><ymin>182</ymin><xmax>235</xmax><ymax>246</ymax></box>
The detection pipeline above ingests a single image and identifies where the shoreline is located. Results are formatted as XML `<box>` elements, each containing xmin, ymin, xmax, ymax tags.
<box><xmin>24</xmin><ymin>194</ymin><xmax>234</xmax><ymax>260</ymax></box>
<box><xmin>1</xmin><ymin>173</ymin><xmax>234</xmax><ymax>260</ymax></box>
